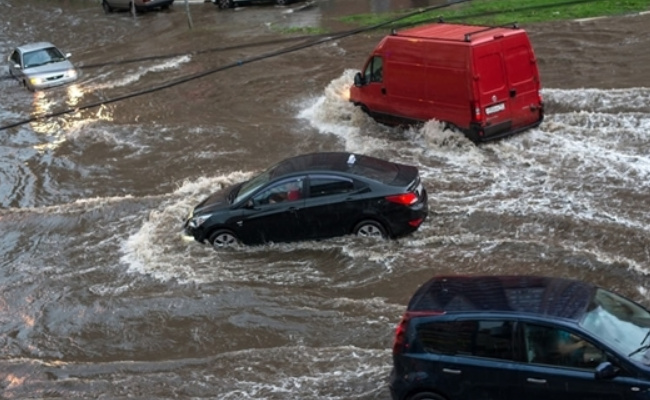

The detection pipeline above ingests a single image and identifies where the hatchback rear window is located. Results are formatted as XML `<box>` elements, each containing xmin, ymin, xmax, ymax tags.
<box><xmin>416</xmin><ymin>320</ymin><xmax>514</xmax><ymax>361</ymax></box>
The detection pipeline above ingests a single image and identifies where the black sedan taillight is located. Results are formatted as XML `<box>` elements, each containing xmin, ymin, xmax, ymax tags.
<box><xmin>386</xmin><ymin>192</ymin><xmax>418</xmax><ymax>206</ymax></box>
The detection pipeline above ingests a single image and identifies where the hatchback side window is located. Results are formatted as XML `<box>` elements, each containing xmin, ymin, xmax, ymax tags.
<box><xmin>416</xmin><ymin>320</ymin><xmax>514</xmax><ymax>361</ymax></box>
<box><xmin>524</xmin><ymin>324</ymin><xmax>607</xmax><ymax>369</ymax></box>
<box><xmin>308</xmin><ymin>176</ymin><xmax>354</xmax><ymax>198</ymax></box>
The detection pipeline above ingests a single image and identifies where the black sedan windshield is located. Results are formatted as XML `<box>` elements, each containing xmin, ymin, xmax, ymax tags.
<box><xmin>233</xmin><ymin>170</ymin><xmax>271</xmax><ymax>204</ymax></box>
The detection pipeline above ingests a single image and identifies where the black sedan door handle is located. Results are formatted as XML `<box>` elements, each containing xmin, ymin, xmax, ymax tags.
<box><xmin>527</xmin><ymin>378</ymin><xmax>547</xmax><ymax>384</ymax></box>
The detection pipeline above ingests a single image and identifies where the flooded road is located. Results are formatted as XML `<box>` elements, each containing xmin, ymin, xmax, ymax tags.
<box><xmin>1</xmin><ymin>0</ymin><xmax>650</xmax><ymax>398</ymax></box>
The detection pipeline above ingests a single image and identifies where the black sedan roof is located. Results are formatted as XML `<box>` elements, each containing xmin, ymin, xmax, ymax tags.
<box><xmin>269</xmin><ymin>152</ymin><xmax>419</xmax><ymax>187</ymax></box>
<box><xmin>408</xmin><ymin>275</ymin><xmax>598</xmax><ymax>321</ymax></box>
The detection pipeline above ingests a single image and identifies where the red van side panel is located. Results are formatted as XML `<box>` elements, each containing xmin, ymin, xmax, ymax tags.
<box><xmin>349</xmin><ymin>24</ymin><xmax>543</xmax><ymax>142</ymax></box>
<box><xmin>384</xmin><ymin>37</ymin><xmax>472</xmax><ymax>128</ymax></box>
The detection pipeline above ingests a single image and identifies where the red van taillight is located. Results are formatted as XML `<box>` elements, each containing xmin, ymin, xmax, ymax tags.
<box><xmin>393</xmin><ymin>311</ymin><xmax>444</xmax><ymax>355</ymax></box>
<box><xmin>470</xmin><ymin>101</ymin><xmax>483</xmax><ymax>123</ymax></box>
<box><xmin>386</xmin><ymin>192</ymin><xmax>418</xmax><ymax>206</ymax></box>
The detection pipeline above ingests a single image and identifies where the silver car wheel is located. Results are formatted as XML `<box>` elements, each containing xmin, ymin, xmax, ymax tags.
<box><xmin>218</xmin><ymin>0</ymin><xmax>233</xmax><ymax>9</ymax></box>
<box><xmin>102</xmin><ymin>0</ymin><xmax>113</xmax><ymax>13</ymax></box>
<box><xmin>354</xmin><ymin>220</ymin><xmax>386</xmax><ymax>238</ymax></box>
<box><xmin>209</xmin><ymin>230</ymin><xmax>239</xmax><ymax>249</ymax></box>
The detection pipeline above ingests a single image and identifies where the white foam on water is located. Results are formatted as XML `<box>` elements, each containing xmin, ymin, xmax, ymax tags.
<box><xmin>296</xmin><ymin>69</ymin><xmax>395</xmax><ymax>154</ymax></box>
<box><xmin>295</xmin><ymin>73</ymin><xmax>650</xmax><ymax>278</ymax></box>
<box><xmin>88</xmin><ymin>55</ymin><xmax>192</xmax><ymax>90</ymax></box>
<box><xmin>120</xmin><ymin>171</ymin><xmax>254</xmax><ymax>283</ymax></box>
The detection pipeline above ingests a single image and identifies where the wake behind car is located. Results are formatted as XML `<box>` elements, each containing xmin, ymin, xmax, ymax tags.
<box><xmin>102</xmin><ymin>0</ymin><xmax>174</xmax><ymax>13</ymax></box>
<box><xmin>184</xmin><ymin>152</ymin><xmax>428</xmax><ymax>248</ymax></box>
<box><xmin>8</xmin><ymin>42</ymin><xmax>78</xmax><ymax>91</ymax></box>
<box><xmin>391</xmin><ymin>275</ymin><xmax>650</xmax><ymax>400</ymax></box>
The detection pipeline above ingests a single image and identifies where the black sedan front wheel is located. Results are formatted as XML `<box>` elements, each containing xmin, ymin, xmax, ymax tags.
<box><xmin>209</xmin><ymin>229</ymin><xmax>240</xmax><ymax>249</ymax></box>
<box><xmin>353</xmin><ymin>220</ymin><xmax>387</xmax><ymax>238</ymax></box>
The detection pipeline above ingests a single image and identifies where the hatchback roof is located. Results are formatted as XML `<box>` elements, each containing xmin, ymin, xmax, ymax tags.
<box><xmin>269</xmin><ymin>152</ymin><xmax>417</xmax><ymax>186</ymax></box>
<box><xmin>16</xmin><ymin>42</ymin><xmax>56</xmax><ymax>52</ymax></box>
<box><xmin>408</xmin><ymin>275</ymin><xmax>598</xmax><ymax>321</ymax></box>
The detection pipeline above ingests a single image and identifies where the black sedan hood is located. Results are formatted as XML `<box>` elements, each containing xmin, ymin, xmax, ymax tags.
<box><xmin>194</xmin><ymin>182</ymin><xmax>243</xmax><ymax>215</ymax></box>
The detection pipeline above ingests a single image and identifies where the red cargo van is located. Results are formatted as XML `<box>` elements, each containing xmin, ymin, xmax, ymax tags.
<box><xmin>348</xmin><ymin>22</ymin><xmax>544</xmax><ymax>142</ymax></box>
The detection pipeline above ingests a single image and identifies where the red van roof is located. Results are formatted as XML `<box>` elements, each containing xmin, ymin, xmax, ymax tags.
<box><xmin>396</xmin><ymin>23</ymin><xmax>525</xmax><ymax>45</ymax></box>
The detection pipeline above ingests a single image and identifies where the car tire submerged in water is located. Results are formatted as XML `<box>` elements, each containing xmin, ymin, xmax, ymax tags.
<box><xmin>102</xmin><ymin>0</ymin><xmax>113</xmax><ymax>13</ymax></box>
<box><xmin>208</xmin><ymin>229</ymin><xmax>239</xmax><ymax>249</ymax></box>
<box><xmin>218</xmin><ymin>0</ymin><xmax>233</xmax><ymax>9</ymax></box>
<box><xmin>353</xmin><ymin>220</ymin><xmax>387</xmax><ymax>238</ymax></box>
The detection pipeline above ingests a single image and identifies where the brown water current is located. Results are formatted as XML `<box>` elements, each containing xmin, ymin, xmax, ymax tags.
<box><xmin>1</xmin><ymin>0</ymin><xmax>650</xmax><ymax>398</ymax></box>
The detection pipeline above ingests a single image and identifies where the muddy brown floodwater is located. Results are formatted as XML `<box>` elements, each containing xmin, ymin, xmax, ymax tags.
<box><xmin>1</xmin><ymin>0</ymin><xmax>649</xmax><ymax>398</ymax></box>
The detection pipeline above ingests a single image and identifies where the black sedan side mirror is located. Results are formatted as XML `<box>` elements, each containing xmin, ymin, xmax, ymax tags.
<box><xmin>354</xmin><ymin>72</ymin><xmax>364</xmax><ymax>87</ymax></box>
<box><xmin>594</xmin><ymin>361</ymin><xmax>618</xmax><ymax>380</ymax></box>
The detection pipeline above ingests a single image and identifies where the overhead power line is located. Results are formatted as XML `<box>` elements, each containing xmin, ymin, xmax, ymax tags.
<box><xmin>0</xmin><ymin>0</ymin><xmax>603</xmax><ymax>131</ymax></box>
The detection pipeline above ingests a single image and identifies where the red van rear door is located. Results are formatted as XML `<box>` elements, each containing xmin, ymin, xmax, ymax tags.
<box><xmin>501</xmin><ymin>33</ymin><xmax>543</xmax><ymax>130</ymax></box>
<box><xmin>473</xmin><ymin>42</ymin><xmax>513</xmax><ymax>136</ymax></box>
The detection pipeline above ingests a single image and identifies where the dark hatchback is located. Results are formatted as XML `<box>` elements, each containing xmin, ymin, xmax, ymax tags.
<box><xmin>183</xmin><ymin>152</ymin><xmax>428</xmax><ymax>249</ymax></box>
<box><xmin>391</xmin><ymin>275</ymin><xmax>650</xmax><ymax>400</ymax></box>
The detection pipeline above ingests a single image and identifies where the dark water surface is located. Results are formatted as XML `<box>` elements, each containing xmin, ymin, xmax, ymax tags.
<box><xmin>1</xmin><ymin>0</ymin><xmax>650</xmax><ymax>398</ymax></box>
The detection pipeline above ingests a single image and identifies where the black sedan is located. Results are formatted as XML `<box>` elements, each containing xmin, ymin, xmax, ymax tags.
<box><xmin>183</xmin><ymin>152</ymin><xmax>428</xmax><ymax>249</ymax></box>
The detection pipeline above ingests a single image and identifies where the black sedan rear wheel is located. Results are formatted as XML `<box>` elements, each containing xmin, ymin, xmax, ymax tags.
<box><xmin>209</xmin><ymin>229</ymin><xmax>240</xmax><ymax>249</ymax></box>
<box><xmin>353</xmin><ymin>220</ymin><xmax>387</xmax><ymax>238</ymax></box>
<box><xmin>276</xmin><ymin>0</ymin><xmax>288</xmax><ymax>5</ymax></box>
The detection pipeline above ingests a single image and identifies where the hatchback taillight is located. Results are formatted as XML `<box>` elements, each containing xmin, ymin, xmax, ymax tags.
<box><xmin>393</xmin><ymin>311</ymin><xmax>444</xmax><ymax>355</ymax></box>
<box><xmin>393</xmin><ymin>313</ymin><xmax>410</xmax><ymax>355</ymax></box>
<box><xmin>386</xmin><ymin>192</ymin><xmax>418</xmax><ymax>206</ymax></box>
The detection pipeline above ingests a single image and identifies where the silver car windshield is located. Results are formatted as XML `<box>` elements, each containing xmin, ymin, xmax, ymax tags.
<box><xmin>23</xmin><ymin>47</ymin><xmax>65</xmax><ymax>68</ymax></box>
<box><xmin>233</xmin><ymin>170</ymin><xmax>271</xmax><ymax>204</ymax></box>
<box><xmin>580</xmin><ymin>288</ymin><xmax>650</xmax><ymax>363</ymax></box>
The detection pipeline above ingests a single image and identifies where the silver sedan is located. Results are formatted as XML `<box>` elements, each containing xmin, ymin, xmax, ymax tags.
<box><xmin>8</xmin><ymin>42</ymin><xmax>78</xmax><ymax>91</ymax></box>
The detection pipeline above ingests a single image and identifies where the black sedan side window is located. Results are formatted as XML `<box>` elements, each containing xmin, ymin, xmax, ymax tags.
<box><xmin>251</xmin><ymin>178</ymin><xmax>303</xmax><ymax>206</ymax></box>
<box><xmin>308</xmin><ymin>176</ymin><xmax>354</xmax><ymax>198</ymax></box>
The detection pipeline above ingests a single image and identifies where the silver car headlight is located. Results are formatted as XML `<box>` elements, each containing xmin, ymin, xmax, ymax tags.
<box><xmin>67</xmin><ymin>69</ymin><xmax>77</xmax><ymax>78</ymax></box>
<box><xmin>189</xmin><ymin>214</ymin><xmax>212</xmax><ymax>229</ymax></box>
<box><xmin>30</xmin><ymin>76</ymin><xmax>44</xmax><ymax>85</ymax></box>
